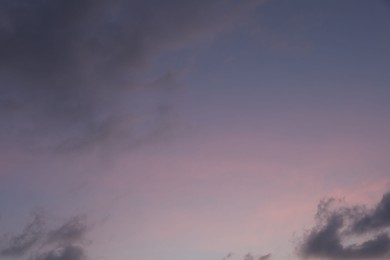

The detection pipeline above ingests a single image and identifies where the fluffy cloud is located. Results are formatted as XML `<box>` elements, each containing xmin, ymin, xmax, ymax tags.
<box><xmin>351</xmin><ymin>192</ymin><xmax>390</xmax><ymax>234</ymax></box>
<box><xmin>300</xmin><ymin>191</ymin><xmax>390</xmax><ymax>259</ymax></box>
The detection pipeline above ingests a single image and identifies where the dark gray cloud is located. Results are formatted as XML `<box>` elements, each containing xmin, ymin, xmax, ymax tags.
<box><xmin>0</xmin><ymin>0</ymin><xmax>260</xmax><ymax>152</ymax></box>
<box><xmin>300</xmin><ymin>191</ymin><xmax>390</xmax><ymax>259</ymax></box>
<box><xmin>351</xmin><ymin>192</ymin><xmax>390</xmax><ymax>234</ymax></box>
<box><xmin>1</xmin><ymin>210</ymin><xmax>90</xmax><ymax>260</ymax></box>
<box><xmin>1</xmin><ymin>209</ymin><xmax>44</xmax><ymax>257</ymax></box>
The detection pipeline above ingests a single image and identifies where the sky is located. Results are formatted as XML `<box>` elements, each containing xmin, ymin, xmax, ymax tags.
<box><xmin>1</xmin><ymin>0</ymin><xmax>390</xmax><ymax>259</ymax></box>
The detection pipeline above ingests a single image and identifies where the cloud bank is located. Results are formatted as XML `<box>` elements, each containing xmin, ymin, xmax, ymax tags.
<box><xmin>300</xmin><ymin>191</ymin><xmax>390</xmax><ymax>259</ymax></box>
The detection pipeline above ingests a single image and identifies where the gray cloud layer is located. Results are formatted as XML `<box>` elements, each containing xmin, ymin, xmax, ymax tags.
<box><xmin>300</xmin><ymin>191</ymin><xmax>390</xmax><ymax>259</ymax></box>
<box><xmin>0</xmin><ymin>0</ymin><xmax>260</xmax><ymax>152</ymax></box>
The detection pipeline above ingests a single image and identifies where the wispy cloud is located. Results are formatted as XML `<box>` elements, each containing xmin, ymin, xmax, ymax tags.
<box><xmin>1</xmin><ymin>210</ymin><xmax>90</xmax><ymax>260</ymax></box>
<box><xmin>222</xmin><ymin>252</ymin><xmax>271</xmax><ymax>260</ymax></box>
<box><xmin>243</xmin><ymin>253</ymin><xmax>272</xmax><ymax>260</ymax></box>
<box><xmin>47</xmin><ymin>216</ymin><xmax>89</xmax><ymax>245</ymax></box>
<box><xmin>1</xmin><ymin>209</ymin><xmax>45</xmax><ymax>257</ymax></box>
<box><xmin>32</xmin><ymin>245</ymin><xmax>86</xmax><ymax>260</ymax></box>
<box><xmin>0</xmin><ymin>0</ymin><xmax>261</xmax><ymax>153</ymax></box>
<box><xmin>259</xmin><ymin>253</ymin><xmax>271</xmax><ymax>260</ymax></box>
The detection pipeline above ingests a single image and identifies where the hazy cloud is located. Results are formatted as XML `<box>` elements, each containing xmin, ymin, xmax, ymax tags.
<box><xmin>244</xmin><ymin>253</ymin><xmax>255</xmax><ymax>260</ymax></box>
<box><xmin>0</xmin><ymin>0</ymin><xmax>261</xmax><ymax>152</ymax></box>
<box><xmin>0</xmin><ymin>209</ymin><xmax>44</xmax><ymax>257</ymax></box>
<box><xmin>259</xmin><ymin>253</ymin><xmax>271</xmax><ymax>260</ymax></box>
<box><xmin>32</xmin><ymin>245</ymin><xmax>86</xmax><ymax>260</ymax></box>
<box><xmin>242</xmin><ymin>252</ymin><xmax>271</xmax><ymax>260</ymax></box>
<box><xmin>47</xmin><ymin>216</ymin><xmax>88</xmax><ymax>245</ymax></box>
<box><xmin>300</xmin><ymin>191</ymin><xmax>390</xmax><ymax>259</ymax></box>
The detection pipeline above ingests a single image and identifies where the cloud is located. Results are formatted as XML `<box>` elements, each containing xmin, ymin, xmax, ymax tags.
<box><xmin>0</xmin><ymin>0</ymin><xmax>261</xmax><ymax>152</ymax></box>
<box><xmin>223</xmin><ymin>252</ymin><xmax>233</xmax><ymax>260</ymax></box>
<box><xmin>351</xmin><ymin>192</ymin><xmax>390</xmax><ymax>234</ymax></box>
<box><xmin>242</xmin><ymin>253</ymin><xmax>271</xmax><ymax>260</ymax></box>
<box><xmin>1</xmin><ymin>210</ymin><xmax>90</xmax><ymax>260</ymax></box>
<box><xmin>47</xmin><ymin>216</ymin><xmax>88</xmax><ymax>245</ymax></box>
<box><xmin>32</xmin><ymin>245</ymin><xmax>86</xmax><ymax>260</ymax></box>
<box><xmin>259</xmin><ymin>253</ymin><xmax>271</xmax><ymax>260</ymax></box>
<box><xmin>299</xmin><ymin>191</ymin><xmax>390</xmax><ymax>259</ymax></box>
<box><xmin>222</xmin><ymin>252</ymin><xmax>271</xmax><ymax>260</ymax></box>
<box><xmin>0</xmin><ymin>209</ymin><xmax>44</xmax><ymax>257</ymax></box>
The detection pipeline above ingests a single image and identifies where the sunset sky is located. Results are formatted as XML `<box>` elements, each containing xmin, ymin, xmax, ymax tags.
<box><xmin>1</xmin><ymin>1</ymin><xmax>390</xmax><ymax>260</ymax></box>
